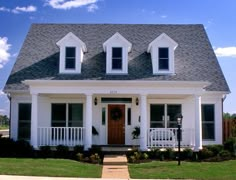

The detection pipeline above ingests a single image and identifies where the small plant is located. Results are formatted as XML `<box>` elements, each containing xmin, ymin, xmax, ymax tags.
<box><xmin>141</xmin><ymin>153</ymin><xmax>149</xmax><ymax>160</ymax></box>
<box><xmin>132</xmin><ymin>126</ymin><xmax>140</xmax><ymax>139</ymax></box>
<box><xmin>92</xmin><ymin>126</ymin><xmax>99</xmax><ymax>136</ymax></box>
<box><xmin>76</xmin><ymin>153</ymin><xmax>84</xmax><ymax>161</ymax></box>
<box><xmin>90</xmin><ymin>153</ymin><xmax>101</xmax><ymax>164</ymax></box>
<box><xmin>164</xmin><ymin>148</ymin><xmax>175</xmax><ymax>160</ymax></box>
<box><xmin>128</xmin><ymin>155</ymin><xmax>136</xmax><ymax>163</ymax></box>
<box><xmin>15</xmin><ymin>140</ymin><xmax>34</xmax><ymax>157</ymax></box>
<box><xmin>205</xmin><ymin>145</ymin><xmax>224</xmax><ymax>156</ymax></box>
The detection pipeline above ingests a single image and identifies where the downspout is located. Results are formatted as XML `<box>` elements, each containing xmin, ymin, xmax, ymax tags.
<box><xmin>7</xmin><ymin>93</ymin><xmax>11</xmax><ymax>139</ymax></box>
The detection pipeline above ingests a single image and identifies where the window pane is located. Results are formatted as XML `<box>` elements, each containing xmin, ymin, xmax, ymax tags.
<box><xmin>112</xmin><ymin>47</ymin><xmax>122</xmax><ymax>70</ymax></box>
<box><xmin>66</xmin><ymin>47</ymin><xmax>75</xmax><ymax>57</ymax></box>
<box><xmin>150</xmin><ymin>104</ymin><xmax>165</xmax><ymax>128</ymax></box>
<box><xmin>102</xmin><ymin>107</ymin><xmax>106</xmax><ymax>125</ymax></box>
<box><xmin>159</xmin><ymin>48</ymin><xmax>169</xmax><ymax>70</ymax></box>
<box><xmin>65</xmin><ymin>47</ymin><xmax>76</xmax><ymax>69</ymax></box>
<box><xmin>167</xmin><ymin>104</ymin><xmax>181</xmax><ymax>128</ymax></box>
<box><xmin>18</xmin><ymin>103</ymin><xmax>31</xmax><ymax>140</ymax></box>
<box><xmin>159</xmin><ymin>48</ymin><xmax>168</xmax><ymax>58</ymax></box>
<box><xmin>51</xmin><ymin>104</ymin><xmax>66</xmax><ymax>127</ymax></box>
<box><xmin>112</xmin><ymin>47</ymin><xmax>122</xmax><ymax>58</ymax></box>
<box><xmin>68</xmin><ymin>104</ymin><xmax>83</xmax><ymax>127</ymax></box>
<box><xmin>127</xmin><ymin>108</ymin><xmax>131</xmax><ymax>125</ymax></box>
<box><xmin>202</xmin><ymin>104</ymin><xmax>215</xmax><ymax>140</ymax></box>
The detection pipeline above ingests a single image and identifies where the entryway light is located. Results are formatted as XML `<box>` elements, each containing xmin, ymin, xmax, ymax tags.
<box><xmin>94</xmin><ymin>97</ymin><xmax>98</xmax><ymax>106</ymax></box>
<box><xmin>135</xmin><ymin>97</ymin><xmax>139</xmax><ymax>106</ymax></box>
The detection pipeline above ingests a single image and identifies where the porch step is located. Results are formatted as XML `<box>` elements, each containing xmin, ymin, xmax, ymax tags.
<box><xmin>101</xmin><ymin>146</ymin><xmax>135</xmax><ymax>154</ymax></box>
<box><xmin>103</xmin><ymin>154</ymin><xmax>128</xmax><ymax>166</ymax></box>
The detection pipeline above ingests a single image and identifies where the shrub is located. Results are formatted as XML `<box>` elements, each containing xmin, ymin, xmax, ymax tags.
<box><xmin>147</xmin><ymin>148</ymin><xmax>161</xmax><ymax>159</ymax></box>
<box><xmin>0</xmin><ymin>137</ymin><xmax>15</xmax><ymax>157</ymax></box>
<box><xmin>15</xmin><ymin>140</ymin><xmax>34</xmax><ymax>157</ymax></box>
<box><xmin>128</xmin><ymin>155</ymin><xmax>136</xmax><ymax>163</ymax></box>
<box><xmin>56</xmin><ymin>145</ymin><xmax>69</xmax><ymax>158</ymax></box>
<box><xmin>40</xmin><ymin>146</ymin><xmax>53</xmax><ymax>158</ymax></box>
<box><xmin>198</xmin><ymin>148</ymin><xmax>214</xmax><ymax>160</ymax></box>
<box><xmin>73</xmin><ymin>145</ymin><xmax>84</xmax><ymax>154</ymax></box>
<box><xmin>219</xmin><ymin>150</ymin><xmax>232</xmax><ymax>158</ymax></box>
<box><xmin>205</xmin><ymin>145</ymin><xmax>224</xmax><ymax>156</ymax></box>
<box><xmin>134</xmin><ymin>151</ymin><xmax>141</xmax><ymax>161</ymax></box>
<box><xmin>182</xmin><ymin>148</ymin><xmax>193</xmax><ymax>160</ymax></box>
<box><xmin>164</xmin><ymin>148</ymin><xmax>175</xmax><ymax>160</ymax></box>
<box><xmin>224</xmin><ymin>137</ymin><xmax>236</xmax><ymax>155</ymax></box>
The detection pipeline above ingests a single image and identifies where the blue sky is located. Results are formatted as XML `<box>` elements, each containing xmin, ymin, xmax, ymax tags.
<box><xmin>0</xmin><ymin>0</ymin><xmax>236</xmax><ymax>116</ymax></box>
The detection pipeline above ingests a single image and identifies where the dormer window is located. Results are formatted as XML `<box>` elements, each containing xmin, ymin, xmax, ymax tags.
<box><xmin>147</xmin><ymin>33</ymin><xmax>178</xmax><ymax>74</ymax></box>
<box><xmin>65</xmin><ymin>47</ymin><xmax>76</xmax><ymax>69</ymax></box>
<box><xmin>158</xmin><ymin>47</ymin><xmax>169</xmax><ymax>70</ymax></box>
<box><xmin>112</xmin><ymin>47</ymin><xmax>122</xmax><ymax>70</ymax></box>
<box><xmin>56</xmin><ymin>32</ymin><xmax>87</xmax><ymax>74</ymax></box>
<box><xmin>103</xmin><ymin>32</ymin><xmax>132</xmax><ymax>74</ymax></box>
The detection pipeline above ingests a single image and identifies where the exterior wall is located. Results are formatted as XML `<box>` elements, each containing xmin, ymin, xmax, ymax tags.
<box><xmin>9</xmin><ymin>91</ymin><xmax>224</xmax><ymax>147</ymax></box>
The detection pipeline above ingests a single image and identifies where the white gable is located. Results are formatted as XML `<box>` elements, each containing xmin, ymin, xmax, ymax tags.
<box><xmin>103</xmin><ymin>32</ymin><xmax>132</xmax><ymax>53</ymax></box>
<box><xmin>57</xmin><ymin>32</ymin><xmax>87</xmax><ymax>52</ymax></box>
<box><xmin>147</xmin><ymin>33</ymin><xmax>178</xmax><ymax>53</ymax></box>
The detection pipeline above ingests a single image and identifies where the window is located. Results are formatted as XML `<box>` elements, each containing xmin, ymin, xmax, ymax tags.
<box><xmin>51</xmin><ymin>104</ymin><xmax>66</xmax><ymax>127</ymax></box>
<box><xmin>51</xmin><ymin>103</ymin><xmax>83</xmax><ymax>127</ymax></box>
<box><xmin>112</xmin><ymin>47</ymin><xmax>122</xmax><ymax>70</ymax></box>
<box><xmin>18</xmin><ymin>103</ymin><xmax>31</xmax><ymax>140</ymax></box>
<box><xmin>202</xmin><ymin>104</ymin><xmax>215</xmax><ymax>140</ymax></box>
<box><xmin>150</xmin><ymin>104</ymin><xmax>181</xmax><ymax>128</ymax></box>
<box><xmin>127</xmin><ymin>108</ymin><xmax>131</xmax><ymax>125</ymax></box>
<box><xmin>102</xmin><ymin>107</ymin><xmax>106</xmax><ymax>125</ymax></box>
<box><xmin>158</xmin><ymin>48</ymin><xmax>169</xmax><ymax>70</ymax></box>
<box><xmin>65</xmin><ymin>47</ymin><xmax>76</xmax><ymax>69</ymax></box>
<box><xmin>69</xmin><ymin>104</ymin><xmax>83</xmax><ymax>127</ymax></box>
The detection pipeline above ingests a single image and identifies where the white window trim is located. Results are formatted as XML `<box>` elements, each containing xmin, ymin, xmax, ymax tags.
<box><xmin>147</xmin><ymin>33</ymin><xmax>178</xmax><ymax>75</ymax></box>
<box><xmin>56</xmin><ymin>32</ymin><xmax>87</xmax><ymax>74</ymax></box>
<box><xmin>103</xmin><ymin>32</ymin><xmax>132</xmax><ymax>74</ymax></box>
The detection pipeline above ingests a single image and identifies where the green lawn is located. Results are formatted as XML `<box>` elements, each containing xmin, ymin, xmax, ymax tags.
<box><xmin>129</xmin><ymin>160</ymin><xmax>236</xmax><ymax>179</ymax></box>
<box><xmin>0</xmin><ymin>158</ymin><xmax>102</xmax><ymax>178</ymax></box>
<box><xmin>0</xmin><ymin>125</ymin><xmax>9</xmax><ymax>130</ymax></box>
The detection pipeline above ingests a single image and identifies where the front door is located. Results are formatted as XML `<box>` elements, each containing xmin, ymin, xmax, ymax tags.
<box><xmin>108</xmin><ymin>104</ymin><xmax>125</xmax><ymax>144</ymax></box>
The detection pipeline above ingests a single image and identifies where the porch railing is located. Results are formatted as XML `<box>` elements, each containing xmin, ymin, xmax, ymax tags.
<box><xmin>147</xmin><ymin>128</ymin><xmax>194</xmax><ymax>148</ymax></box>
<box><xmin>38</xmin><ymin>127</ymin><xmax>84</xmax><ymax>147</ymax></box>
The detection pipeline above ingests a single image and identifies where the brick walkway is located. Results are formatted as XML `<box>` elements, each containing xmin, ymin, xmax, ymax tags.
<box><xmin>102</xmin><ymin>155</ymin><xmax>130</xmax><ymax>179</ymax></box>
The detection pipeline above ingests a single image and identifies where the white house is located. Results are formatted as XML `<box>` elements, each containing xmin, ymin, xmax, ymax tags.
<box><xmin>4</xmin><ymin>24</ymin><xmax>230</xmax><ymax>151</ymax></box>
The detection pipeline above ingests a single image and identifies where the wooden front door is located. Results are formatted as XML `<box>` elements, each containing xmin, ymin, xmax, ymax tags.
<box><xmin>108</xmin><ymin>104</ymin><xmax>125</xmax><ymax>144</ymax></box>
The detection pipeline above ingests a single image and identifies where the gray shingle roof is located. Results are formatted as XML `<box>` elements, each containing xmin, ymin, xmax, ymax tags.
<box><xmin>4</xmin><ymin>24</ymin><xmax>230</xmax><ymax>92</ymax></box>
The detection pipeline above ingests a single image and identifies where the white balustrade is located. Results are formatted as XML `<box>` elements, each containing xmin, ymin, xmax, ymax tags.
<box><xmin>147</xmin><ymin>128</ymin><xmax>194</xmax><ymax>148</ymax></box>
<box><xmin>38</xmin><ymin>127</ymin><xmax>84</xmax><ymax>147</ymax></box>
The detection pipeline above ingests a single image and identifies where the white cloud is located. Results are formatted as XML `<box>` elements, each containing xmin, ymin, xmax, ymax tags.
<box><xmin>87</xmin><ymin>3</ymin><xmax>98</xmax><ymax>12</ymax></box>
<box><xmin>0</xmin><ymin>37</ymin><xmax>11</xmax><ymax>69</ymax></box>
<box><xmin>0</xmin><ymin>7</ymin><xmax>10</xmax><ymax>12</ymax></box>
<box><xmin>46</xmin><ymin>0</ymin><xmax>98</xmax><ymax>10</ymax></box>
<box><xmin>161</xmin><ymin>15</ymin><xmax>167</xmax><ymax>18</ymax></box>
<box><xmin>12</xmin><ymin>5</ymin><xmax>37</xmax><ymax>14</ymax></box>
<box><xmin>0</xmin><ymin>90</ymin><xmax>5</xmax><ymax>96</ymax></box>
<box><xmin>214</xmin><ymin>47</ymin><xmax>236</xmax><ymax>57</ymax></box>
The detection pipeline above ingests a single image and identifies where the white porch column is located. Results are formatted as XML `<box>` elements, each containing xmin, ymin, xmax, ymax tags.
<box><xmin>31</xmin><ymin>93</ymin><xmax>38</xmax><ymax>149</ymax></box>
<box><xmin>84</xmin><ymin>94</ymin><xmax>93</xmax><ymax>150</ymax></box>
<box><xmin>194</xmin><ymin>95</ymin><xmax>202</xmax><ymax>151</ymax></box>
<box><xmin>140</xmin><ymin>94</ymin><xmax>148</xmax><ymax>151</ymax></box>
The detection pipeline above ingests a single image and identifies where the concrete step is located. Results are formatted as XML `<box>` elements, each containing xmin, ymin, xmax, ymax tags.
<box><xmin>103</xmin><ymin>155</ymin><xmax>128</xmax><ymax>165</ymax></box>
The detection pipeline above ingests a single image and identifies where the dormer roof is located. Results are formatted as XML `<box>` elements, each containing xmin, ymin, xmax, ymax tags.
<box><xmin>56</xmin><ymin>32</ymin><xmax>87</xmax><ymax>52</ymax></box>
<box><xmin>103</xmin><ymin>32</ymin><xmax>132</xmax><ymax>52</ymax></box>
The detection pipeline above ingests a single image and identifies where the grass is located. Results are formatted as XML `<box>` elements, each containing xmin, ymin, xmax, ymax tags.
<box><xmin>129</xmin><ymin>160</ymin><xmax>236</xmax><ymax>179</ymax></box>
<box><xmin>0</xmin><ymin>125</ymin><xmax>9</xmax><ymax>130</ymax></box>
<box><xmin>0</xmin><ymin>158</ymin><xmax>102</xmax><ymax>178</ymax></box>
